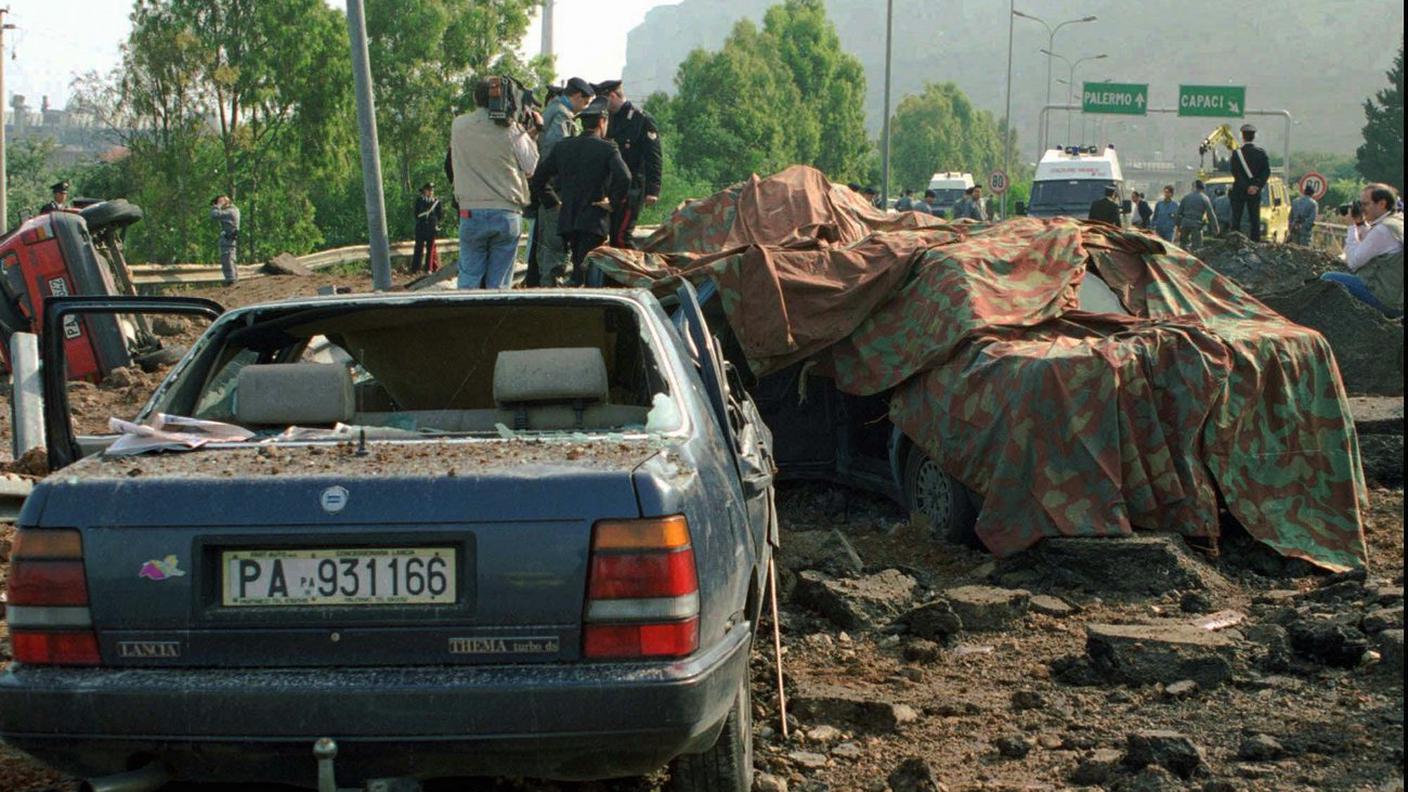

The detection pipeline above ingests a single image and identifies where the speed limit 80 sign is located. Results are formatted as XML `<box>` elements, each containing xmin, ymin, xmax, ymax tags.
<box><xmin>1298</xmin><ymin>171</ymin><xmax>1328</xmax><ymax>201</ymax></box>
<box><xmin>988</xmin><ymin>169</ymin><xmax>1010</xmax><ymax>195</ymax></box>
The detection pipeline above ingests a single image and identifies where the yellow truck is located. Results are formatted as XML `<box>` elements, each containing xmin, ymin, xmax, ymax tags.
<box><xmin>1204</xmin><ymin>174</ymin><xmax>1291</xmax><ymax>242</ymax></box>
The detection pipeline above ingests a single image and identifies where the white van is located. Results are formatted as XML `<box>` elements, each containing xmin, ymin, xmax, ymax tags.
<box><xmin>1023</xmin><ymin>145</ymin><xmax>1125</xmax><ymax>221</ymax></box>
<box><xmin>925</xmin><ymin>172</ymin><xmax>976</xmax><ymax>216</ymax></box>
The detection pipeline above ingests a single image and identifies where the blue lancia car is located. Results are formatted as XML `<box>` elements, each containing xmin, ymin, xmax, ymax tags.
<box><xmin>0</xmin><ymin>286</ymin><xmax>775</xmax><ymax>791</ymax></box>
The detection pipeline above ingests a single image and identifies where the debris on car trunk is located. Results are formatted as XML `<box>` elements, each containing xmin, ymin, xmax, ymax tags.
<box><xmin>588</xmin><ymin>165</ymin><xmax>1369</xmax><ymax>571</ymax></box>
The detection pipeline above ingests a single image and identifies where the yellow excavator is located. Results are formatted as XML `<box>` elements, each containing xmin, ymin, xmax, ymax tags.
<box><xmin>1196</xmin><ymin>124</ymin><xmax>1291</xmax><ymax>242</ymax></box>
<box><xmin>1197</xmin><ymin>124</ymin><xmax>1239</xmax><ymax>180</ymax></box>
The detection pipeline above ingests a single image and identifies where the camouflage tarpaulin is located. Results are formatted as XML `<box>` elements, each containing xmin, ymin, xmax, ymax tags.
<box><xmin>586</xmin><ymin>167</ymin><xmax>1367</xmax><ymax>570</ymax></box>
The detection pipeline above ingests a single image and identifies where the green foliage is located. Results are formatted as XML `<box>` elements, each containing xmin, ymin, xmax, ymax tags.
<box><xmin>364</xmin><ymin>0</ymin><xmax>545</xmax><ymax>246</ymax></box>
<box><xmin>662</xmin><ymin>1</ymin><xmax>872</xmax><ymax>191</ymax></box>
<box><xmin>57</xmin><ymin>0</ymin><xmax>542</xmax><ymax>264</ymax></box>
<box><xmin>4</xmin><ymin>138</ymin><xmax>61</xmax><ymax>229</ymax></box>
<box><xmin>69</xmin><ymin>0</ymin><xmax>352</xmax><ymax>263</ymax></box>
<box><xmin>889</xmin><ymin>82</ymin><xmax>1006</xmax><ymax>198</ymax></box>
<box><xmin>638</xmin><ymin>93</ymin><xmax>716</xmax><ymax>226</ymax></box>
<box><xmin>1357</xmin><ymin>41</ymin><xmax>1404</xmax><ymax>190</ymax></box>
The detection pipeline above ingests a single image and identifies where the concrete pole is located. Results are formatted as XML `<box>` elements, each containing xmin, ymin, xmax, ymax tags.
<box><xmin>880</xmin><ymin>0</ymin><xmax>894</xmax><ymax>207</ymax></box>
<box><xmin>0</xmin><ymin>7</ymin><xmax>11</xmax><ymax>231</ymax></box>
<box><xmin>1001</xmin><ymin>0</ymin><xmax>1015</xmax><ymax>219</ymax></box>
<box><xmin>540</xmin><ymin>0</ymin><xmax>554</xmax><ymax>59</ymax></box>
<box><xmin>345</xmin><ymin>0</ymin><xmax>392</xmax><ymax>291</ymax></box>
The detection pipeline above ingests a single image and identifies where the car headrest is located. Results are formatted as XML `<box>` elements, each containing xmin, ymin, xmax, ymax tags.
<box><xmin>493</xmin><ymin>348</ymin><xmax>608</xmax><ymax>406</ymax></box>
<box><xmin>235</xmin><ymin>363</ymin><xmax>355</xmax><ymax>426</ymax></box>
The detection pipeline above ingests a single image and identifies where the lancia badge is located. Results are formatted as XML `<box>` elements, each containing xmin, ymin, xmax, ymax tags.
<box><xmin>320</xmin><ymin>485</ymin><xmax>349</xmax><ymax>513</ymax></box>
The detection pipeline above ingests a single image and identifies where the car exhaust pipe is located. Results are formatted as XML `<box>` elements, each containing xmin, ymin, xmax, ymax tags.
<box><xmin>79</xmin><ymin>762</ymin><xmax>171</xmax><ymax>792</ymax></box>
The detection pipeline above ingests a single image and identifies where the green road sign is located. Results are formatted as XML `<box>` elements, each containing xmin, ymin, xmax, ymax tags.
<box><xmin>1082</xmin><ymin>82</ymin><xmax>1148</xmax><ymax>115</ymax></box>
<box><xmin>1178</xmin><ymin>85</ymin><xmax>1246</xmax><ymax>117</ymax></box>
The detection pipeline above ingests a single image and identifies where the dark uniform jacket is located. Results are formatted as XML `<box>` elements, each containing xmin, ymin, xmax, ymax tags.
<box><xmin>530</xmin><ymin>135</ymin><xmax>631</xmax><ymax>238</ymax></box>
<box><xmin>1231</xmin><ymin>143</ymin><xmax>1270</xmax><ymax>194</ymax></box>
<box><xmin>1088</xmin><ymin>197</ymin><xmax>1122</xmax><ymax>226</ymax></box>
<box><xmin>608</xmin><ymin>102</ymin><xmax>663</xmax><ymax>197</ymax></box>
<box><xmin>39</xmin><ymin>201</ymin><xmax>64</xmax><ymax>215</ymax></box>
<box><xmin>414</xmin><ymin>195</ymin><xmax>443</xmax><ymax>237</ymax></box>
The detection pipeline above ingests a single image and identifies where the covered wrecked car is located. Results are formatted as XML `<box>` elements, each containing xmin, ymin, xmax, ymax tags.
<box><xmin>588</xmin><ymin>166</ymin><xmax>1368</xmax><ymax>572</ymax></box>
<box><xmin>0</xmin><ymin>287</ymin><xmax>774</xmax><ymax>790</ymax></box>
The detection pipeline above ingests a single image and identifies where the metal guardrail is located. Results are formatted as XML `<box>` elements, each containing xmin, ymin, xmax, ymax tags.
<box><xmin>1311</xmin><ymin>220</ymin><xmax>1346</xmax><ymax>257</ymax></box>
<box><xmin>129</xmin><ymin>226</ymin><xmax>662</xmax><ymax>288</ymax></box>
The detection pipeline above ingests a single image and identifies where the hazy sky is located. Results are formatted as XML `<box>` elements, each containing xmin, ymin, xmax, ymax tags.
<box><xmin>2</xmin><ymin>0</ymin><xmax>672</xmax><ymax>109</ymax></box>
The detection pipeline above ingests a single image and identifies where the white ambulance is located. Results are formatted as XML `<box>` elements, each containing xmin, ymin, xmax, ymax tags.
<box><xmin>1022</xmin><ymin>145</ymin><xmax>1126</xmax><ymax>222</ymax></box>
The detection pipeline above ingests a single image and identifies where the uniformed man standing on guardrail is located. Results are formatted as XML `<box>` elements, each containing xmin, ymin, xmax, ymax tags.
<box><xmin>1229</xmin><ymin>124</ymin><xmax>1270</xmax><ymax>242</ymax></box>
<box><xmin>210</xmin><ymin>195</ymin><xmax>241</xmax><ymax>286</ymax></box>
<box><xmin>1290</xmin><ymin>184</ymin><xmax>1318</xmax><ymax>246</ymax></box>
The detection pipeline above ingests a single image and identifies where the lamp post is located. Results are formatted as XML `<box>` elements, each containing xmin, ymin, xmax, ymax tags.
<box><xmin>1001</xmin><ymin>0</ymin><xmax>1015</xmax><ymax>219</ymax></box>
<box><xmin>880</xmin><ymin>0</ymin><xmax>894</xmax><ymax>208</ymax></box>
<box><xmin>1042</xmin><ymin>50</ymin><xmax>1106</xmax><ymax>146</ymax></box>
<box><xmin>1012</xmin><ymin>11</ymin><xmax>1096</xmax><ymax>153</ymax></box>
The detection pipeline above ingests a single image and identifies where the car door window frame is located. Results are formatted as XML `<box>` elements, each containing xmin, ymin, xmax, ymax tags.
<box><xmin>42</xmin><ymin>295</ymin><xmax>225</xmax><ymax>470</ymax></box>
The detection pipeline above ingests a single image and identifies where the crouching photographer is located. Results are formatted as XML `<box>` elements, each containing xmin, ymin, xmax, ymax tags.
<box><xmin>445</xmin><ymin>76</ymin><xmax>541</xmax><ymax>289</ymax></box>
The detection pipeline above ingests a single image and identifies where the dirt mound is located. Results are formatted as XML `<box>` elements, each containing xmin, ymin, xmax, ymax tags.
<box><xmin>1197</xmin><ymin>234</ymin><xmax>1403</xmax><ymax>396</ymax></box>
<box><xmin>1261</xmin><ymin>280</ymin><xmax>1404</xmax><ymax>396</ymax></box>
<box><xmin>1197</xmin><ymin>233</ymin><xmax>1339</xmax><ymax>297</ymax></box>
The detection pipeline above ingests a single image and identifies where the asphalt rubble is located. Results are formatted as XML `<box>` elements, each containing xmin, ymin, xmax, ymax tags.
<box><xmin>750</xmin><ymin>482</ymin><xmax>1404</xmax><ymax>792</ymax></box>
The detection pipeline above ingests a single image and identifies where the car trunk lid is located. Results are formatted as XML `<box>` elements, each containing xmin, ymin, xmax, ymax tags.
<box><xmin>31</xmin><ymin>439</ymin><xmax>662</xmax><ymax>667</ymax></box>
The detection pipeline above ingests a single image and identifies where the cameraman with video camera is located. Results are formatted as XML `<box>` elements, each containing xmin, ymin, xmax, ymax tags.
<box><xmin>446</xmin><ymin>76</ymin><xmax>542</xmax><ymax>289</ymax></box>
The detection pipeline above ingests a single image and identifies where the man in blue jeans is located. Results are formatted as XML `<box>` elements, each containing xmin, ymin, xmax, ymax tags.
<box><xmin>446</xmin><ymin>77</ymin><xmax>540</xmax><ymax>289</ymax></box>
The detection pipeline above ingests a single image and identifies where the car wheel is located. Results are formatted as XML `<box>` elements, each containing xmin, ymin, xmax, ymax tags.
<box><xmin>903</xmin><ymin>445</ymin><xmax>978</xmax><ymax>546</ymax></box>
<box><xmin>80</xmin><ymin>199</ymin><xmax>145</xmax><ymax>233</ymax></box>
<box><xmin>669</xmin><ymin>665</ymin><xmax>752</xmax><ymax>792</ymax></box>
<box><xmin>132</xmin><ymin>345</ymin><xmax>185</xmax><ymax>373</ymax></box>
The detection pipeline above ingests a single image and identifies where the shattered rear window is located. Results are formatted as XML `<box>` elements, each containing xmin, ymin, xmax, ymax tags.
<box><xmin>143</xmin><ymin>298</ymin><xmax>679</xmax><ymax>442</ymax></box>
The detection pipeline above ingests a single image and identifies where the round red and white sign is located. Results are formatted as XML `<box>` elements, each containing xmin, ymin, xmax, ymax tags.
<box><xmin>989</xmin><ymin>169</ymin><xmax>1010</xmax><ymax>195</ymax></box>
<box><xmin>1298</xmin><ymin>171</ymin><xmax>1328</xmax><ymax>201</ymax></box>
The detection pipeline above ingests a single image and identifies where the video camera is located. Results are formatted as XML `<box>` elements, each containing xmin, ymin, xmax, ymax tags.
<box><xmin>484</xmin><ymin>76</ymin><xmax>541</xmax><ymax>131</ymax></box>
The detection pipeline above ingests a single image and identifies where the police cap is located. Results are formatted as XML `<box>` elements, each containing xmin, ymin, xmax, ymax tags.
<box><xmin>593</xmin><ymin>79</ymin><xmax>622</xmax><ymax>95</ymax></box>
<box><xmin>578</xmin><ymin>96</ymin><xmax>610</xmax><ymax>118</ymax></box>
<box><xmin>420</xmin><ymin>182</ymin><xmax>434</xmax><ymax>191</ymax></box>
<box><xmin>565</xmin><ymin>77</ymin><xmax>595</xmax><ymax>98</ymax></box>
<box><xmin>1240</xmin><ymin>123</ymin><xmax>1256</xmax><ymax>134</ymax></box>
<box><xmin>862</xmin><ymin>185</ymin><xmax>878</xmax><ymax>195</ymax></box>
<box><xmin>51</xmin><ymin>180</ymin><xmax>69</xmax><ymax>193</ymax></box>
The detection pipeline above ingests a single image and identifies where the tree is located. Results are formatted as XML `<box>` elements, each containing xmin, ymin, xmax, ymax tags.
<box><xmin>364</xmin><ymin>0</ymin><xmax>547</xmax><ymax>243</ymax></box>
<box><xmin>4</xmin><ymin>138</ymin><xmax>59</xmax><ymax>229</ymax></box>
<box><xmin>670</xmin><ymin>20</ymin><xmax>808</xmax><ymax>188</ymax></box>
<box><xmin>1357</xmin><ymin>41</ymin><xmax>1404</xmax><ymax>190</ymax></box>
<box><xmin>888</xmin><ymin>82</ymin><xmax>1005</xmax><ymax>196</ymax></box>
<box><xmin>762</xmin><ymin>0</ymin><xmax>869</xmax><ymax>182</ymax></box>
<box><xmin>661</xmin><ymin>2</ymin><xmax>872</xmax><ymax>191</ymax></box>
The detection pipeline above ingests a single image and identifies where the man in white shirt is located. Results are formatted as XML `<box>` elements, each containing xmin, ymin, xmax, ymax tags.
<box><xmin>445</xmin><ymin>78</ymin><xmax>541</xmax><ymax>289</ymax></box>
<box><xmin>1323</xmin><ymin>183</ymin><xmax>1403</xmax><ymax>317</ymax></box>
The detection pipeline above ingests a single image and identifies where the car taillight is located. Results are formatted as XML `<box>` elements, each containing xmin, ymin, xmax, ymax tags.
<box><xmin>7</xmin><ymin>529</ymin><xmax>100</xmax><ymax>666</ymax></box>
<box><xmin>583</xmin><ymin>516</ymin><xmax>700</xmax><ymax>660</ymax></box>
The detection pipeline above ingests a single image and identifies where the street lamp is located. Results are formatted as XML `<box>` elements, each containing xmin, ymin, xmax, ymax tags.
<box><xmin>1013</xmin><ymin>10</ymin><xmax>1096</xmax><ymax>153</ymax></box>
<box><xmin>1041</xmin><ymin>50</ymin><xmax>1106</xmax><ymax>145</ymax></box>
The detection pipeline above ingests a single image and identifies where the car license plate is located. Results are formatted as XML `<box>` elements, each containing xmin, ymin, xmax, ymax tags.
<box><xmin>222</xmin><ymin>547</ymin><xmax>456</xmax><ymax>607</ymax></box>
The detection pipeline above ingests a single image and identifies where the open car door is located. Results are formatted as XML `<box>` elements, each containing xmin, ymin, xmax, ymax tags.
<box><xmin>40</xmin><ymin>295</ymin><xmax>225</xmax><ymax>470</ymax></box>
<box><xmin>672</xmin><ymin>280</ymin><xmax>777</xmax><ymax>550</ymax></box>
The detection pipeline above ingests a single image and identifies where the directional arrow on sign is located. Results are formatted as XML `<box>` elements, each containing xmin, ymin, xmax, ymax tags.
<box><xmin>1229</xmin><ymin>101</ymin><xmax>1241</xmax><ymax>114</ymax></box>
<box><xmin>1136</xmin><ymin>94</ymin><xmax>1145</xmax><ymax>108</ymax></box>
